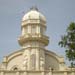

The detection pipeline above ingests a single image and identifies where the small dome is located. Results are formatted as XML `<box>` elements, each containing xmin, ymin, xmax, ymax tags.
<box><xmin>22</xmin><ymin>7</ymin><xmax>46</xmax><ymax>22</ymax></box>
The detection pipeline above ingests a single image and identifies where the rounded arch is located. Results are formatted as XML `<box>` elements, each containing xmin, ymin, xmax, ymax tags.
<box><xmin>6</xmin><ymin>49</ymin><xmax>24</xmax><ymax>62</ymax></box>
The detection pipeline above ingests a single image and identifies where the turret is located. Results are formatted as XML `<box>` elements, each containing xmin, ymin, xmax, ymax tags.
<box><xmin>18</xmin><ymin>7</ymin><xmax>49</xmax><ymax>70</ymax></box>
<box><xmin>18</xmin><ymin>7</ymin><xmax>49</xmax><ymax>48</ymax></box>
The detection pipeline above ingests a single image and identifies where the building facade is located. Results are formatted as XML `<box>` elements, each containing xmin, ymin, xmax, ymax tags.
<box><xmin>0</xmin><ymin>7</ymin><xmax>75</xmax><ymax>75</ymax></box>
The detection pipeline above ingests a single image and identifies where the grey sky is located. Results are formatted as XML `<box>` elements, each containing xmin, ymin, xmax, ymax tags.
<box><xmin>0</xmin><ymin>0</ymin><xmax>75</xmax><ymax>64</ymax></box>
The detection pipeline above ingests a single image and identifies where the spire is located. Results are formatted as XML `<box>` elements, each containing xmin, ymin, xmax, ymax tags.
<box><xmin>30</xmin><ymin>6</ymin><xmax>38</xmax><ymax>11</ymax></box>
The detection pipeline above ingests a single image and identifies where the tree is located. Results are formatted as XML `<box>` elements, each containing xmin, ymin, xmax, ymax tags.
<box><xmin>59</xmin><ymin>22</ymin><xmax>75</xmax><ymax>67</ymax></box>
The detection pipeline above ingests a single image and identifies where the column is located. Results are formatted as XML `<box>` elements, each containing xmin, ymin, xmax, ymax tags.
<box><xmin>37</xmin><ymin>25</ymin><xmax>40</xmax><ymax>34</ymax></box>
<box><xmin>28</xmin><ymin>25</ymin><xmax>31</xmax><ymax>34</ymax></box>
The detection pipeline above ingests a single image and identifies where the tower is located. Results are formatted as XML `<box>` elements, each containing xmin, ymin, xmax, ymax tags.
<box><xmin>0</xmin><ymin>7</ymin><xmax>73</xmax><ymax>75</ymax></box>
<box><xmin>18</xmin><ymin>7</ymin><xmax>49</xmax><ymax>70</ymax></box>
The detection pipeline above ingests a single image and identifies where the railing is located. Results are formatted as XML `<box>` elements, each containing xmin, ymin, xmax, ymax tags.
<box><xmin>19</xmin><ymin>33</ymin><xmax>49</xmax><ymax>40</ymax></box>
<box><xmin>0</xmin><ymin>70</ymin><xmax>75</xmax><ymax>75</ymax></box>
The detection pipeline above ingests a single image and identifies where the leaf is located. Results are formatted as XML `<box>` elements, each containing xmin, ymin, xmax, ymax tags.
<box><xmin>58</xmin><ymin>22</ymin><xmax>75</xmax><ymax>64</ymax></box>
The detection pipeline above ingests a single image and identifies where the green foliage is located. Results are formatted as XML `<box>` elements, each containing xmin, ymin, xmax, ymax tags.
<box><xmin>59</xmin><ymin>22</ymin><xmax>75</xmax><ymax>67</ymax></box>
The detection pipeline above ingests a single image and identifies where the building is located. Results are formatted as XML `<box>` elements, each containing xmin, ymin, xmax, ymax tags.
<box><xmin>0</xmin><ymin>7</ymin><xmax>75</xmax><ymax>75</ymax></box>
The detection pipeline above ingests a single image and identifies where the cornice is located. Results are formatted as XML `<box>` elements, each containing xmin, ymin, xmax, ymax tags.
<box><xmin>18</xmin><ymin>34</ymin><xmax>49</xmax><ymax>46</ymax></box>
<box><xmin>3</xmin><ymin>49</ymin><xmax>24</xmax><ymax>63</ymax></box>
<box><xmin>21</xmin><ymin>19</ymin><xmax>46</xmax><ymax>27</ymax></box>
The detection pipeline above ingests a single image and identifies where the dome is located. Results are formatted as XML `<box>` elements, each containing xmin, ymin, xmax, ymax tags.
<box><xmin>22</xmin><ymin>7</ymin><xmax>46</xmax><ymax>22</ymax></box>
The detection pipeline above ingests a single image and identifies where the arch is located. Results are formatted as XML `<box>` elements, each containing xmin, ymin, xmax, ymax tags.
<box><xmin>6</xmin><ymin>49</ymin><xmax>24</xmax><ymax>62</ymax></box>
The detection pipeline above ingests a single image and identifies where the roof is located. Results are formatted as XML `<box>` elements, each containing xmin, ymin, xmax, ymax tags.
<box><xmin>22</xmin><ymin>7</ymin><xmax>46</xmax><ymax>22</ymax></box>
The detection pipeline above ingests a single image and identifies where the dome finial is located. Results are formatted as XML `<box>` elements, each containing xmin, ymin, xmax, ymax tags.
<box><xmin>30</xmin><ymin>6</ymin><xmax>38</xmax><ymax>11</ymax></box>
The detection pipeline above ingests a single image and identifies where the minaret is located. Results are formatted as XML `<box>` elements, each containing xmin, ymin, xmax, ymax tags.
<box><xmin>18</xmin><ymin>7</ymin><xmax>49</xmax><ymax>70</ymax></box>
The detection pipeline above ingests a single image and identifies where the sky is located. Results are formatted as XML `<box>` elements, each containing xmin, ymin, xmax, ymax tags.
<box><xmin>0</xmin><ymin>0</ymin><xmax>75</xmax><ymax>65</ymax></box>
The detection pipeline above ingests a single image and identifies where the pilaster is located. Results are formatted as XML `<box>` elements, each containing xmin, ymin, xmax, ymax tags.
<box><xmin>27</xmin><ymin>50</ymin><xmax>31</xmax><ymax>70</ymax></box>
<box><xmin>36</xmin><ymin>49</ymin><xmax>40</xmax><ymax>70</ymax></box>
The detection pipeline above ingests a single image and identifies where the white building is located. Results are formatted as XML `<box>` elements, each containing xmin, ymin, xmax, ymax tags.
<box><xmin>0</xmin><ymin>7</ymin><xmax>75</xmax><ymax>75</ymax></box>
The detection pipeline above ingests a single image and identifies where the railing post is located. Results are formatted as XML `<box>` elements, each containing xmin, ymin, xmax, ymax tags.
<box><xmin>1</xmin><ymin>71</ymin><xmax>4</xmax><ymax>75</ymax></box>
<box><xmin>16</xmin><ymin>71</ymin><xmax>19</xmax><ymax>75</ymax></box>
<box><xmin>49</xmin><ymin>71</ymin><xmax>52</xmax><ymax>75</ymax></box>
<box><xmin>41</xmin><ymin>71</ymin><xmax>45</xmax><ymax>75</ymax></box>
<box><xmin>24</xmin><ymin>71</ymin><xmax>27</xmax><ymax>75</ymax></box>
<box><xmin>64</xmin><ymin>71</ymin><xmax>67</xmax><ymax>75</ymax></box>
<box><xmin>49</xmin><ymin>68</ymin><xmax>53</xmax><ymax>75</ymax></box>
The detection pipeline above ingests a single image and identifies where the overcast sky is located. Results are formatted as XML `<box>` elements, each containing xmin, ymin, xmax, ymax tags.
<box><xmin>0</xmin><ymin>0</ymin><xmax>75</xmax><ymax>65</ymax></box>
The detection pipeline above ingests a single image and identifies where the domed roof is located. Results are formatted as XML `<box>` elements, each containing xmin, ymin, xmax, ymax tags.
<box><xmin>22</xmin><ymin>7</ymin><xmax>46</xmax><ymax>22</ymax></box>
